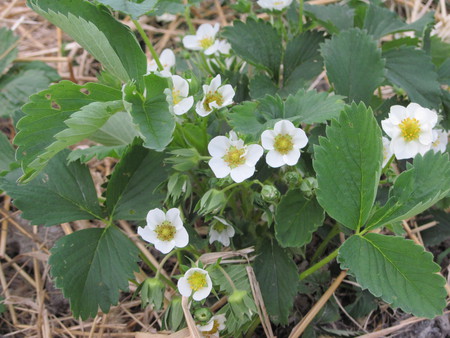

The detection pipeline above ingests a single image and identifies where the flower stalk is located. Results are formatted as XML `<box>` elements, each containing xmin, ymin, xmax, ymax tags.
<box><xmin>300</xmin><ymin>248</ymin><xmax>339</xmax><ymax>280</ymax></box>
<box><xmin>132</xmin><ymin>19</ymin><xmax>164</xmax><ymax>71</ymax></box>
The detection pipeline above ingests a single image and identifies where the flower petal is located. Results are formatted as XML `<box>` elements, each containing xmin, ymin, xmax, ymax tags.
<box><xmin>208</xmin><ymin>136</ymin><xmax>231</xmax><ymax>157</ymax></box>
<box><xmin>283</xmin><ymin>148</ymin><xmax>301</xmax><ymax>166</ymax></box>
<box><xmin>209</xmin><ymin>75</ymin><xmax>222</xmax><ymax>92</ymax></box>
<box><xmin>266</xmin><ymin>150</ymin><xmax>284</xmax><ymax>168</ymax></box>
<box><xmin>209</xmin><ymin>157</ymin><xmax>231</xmax><ymax>178</ymax></box>
<box><xmin>230</xmin><ymin>165</ymin><xmax>255</xmax><ymax>183</ymax></box>
<box><xmin>389</xmin><ymin>105</ymin><xmax>408</xmax><ymax>124</ymax></box>
<box><xmin>274</xmin><ymin>119</ymin><xmax>295</xmax><ymax>134</ymax></box>
<box><xmin>292</xmin><ymin>128</ymin><xmax>308</xmax><ymax>148</ymax></box>
<box><xmin>219</xmin><ymin>233</ymin><xmax>230</xmax><ymax>246</ymax></box>
<box><xmin>218</xmin><ymin>85</ymin><xmax>235</xmax><ymax>106</ymax></box>
<box><xmin>166</xmin><ymin>208</ymin><xmax>182</xmax><ymax>227</ymax></box>
<box><xmin>155</xmin><ymin>240</ymin><xmax>175</xmax><ymax>254</ymax></box>
<box><xmin>261</xmin><ymin>130</ymin><xmax>276</xmax><ymax>150</ymax></box>
<box><xmin>182</xmin><ymin>35</ymin><xmax>201</xmax><ymax>50</ymax></box>
<box><xmin>146</xmin><ymin>208</ymin><xmax>165</xmax><ymax>228</ymax></box>
<box><xmin>197</xmin><ymin>23</ymin><xmax>217</xmax><ymax>38</ymax></box>
<box><xmin>174</xmin><ymin>96</ymin><xmax>194</xmax><ymax>115</ymax></box>
<box><xmin>245</xmin><ymin>144</ymin><xmax>263</xmax><ymax>166</ymax></box>
<box><xmin>172</xmin><ymin>75</ymin><xmax>189</xmax><ymax>96</ymax></box>
<box><xmin>137</xmin><ymin>226</ymin><xmax>157</xmax><ymax>244</ymax></box>
<box><xmin>391</xmin><ymin>137</ymin><xmax>419</xmax><ymax>159</ymax></box>
<box><xmin>177</xmin><ymin>277</ymin><xmax>192</xmax><ymax>297</ymax></box>
<box><xmin>196</xmin><ymin>100</ymin><xmax>211</xmax><ymax>117</ymax></box>
<box><xmin>160</xmin><ymin>49</ymin><xmax>175</xmax><ymax>68</ymax></box>
<box><xmin>174</xmin><ymin>227</ymin><xmax>189</xmax><ymax>248</ymax></box>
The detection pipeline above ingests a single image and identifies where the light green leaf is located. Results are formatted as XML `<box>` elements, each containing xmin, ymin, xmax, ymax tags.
<box><xmin>210</xmin><ymin>264</ymin><xmax>253</xmax><ymax>294</ymax></box>
<box><xmin>49</xmin><ymin>225</ymin><xmax>139</xmax><ymax>320</ymax></box>
<box><xmin>366</xmin><ymin>151</ymin><xmax>450</xmax><ymax>230</ymax></box>
<box><xmin>338</xmin><ymin>233</ymin><xmax>446</xmax><ymax>318</ymax></box>
<box><xmin>95</xmin><ymin>0</ymin><xmax>157</xmax><ymax>19</ymax></box>
<box><xmin>0</xmin><ymin>132</ymin><xmax>14</xmax><ymax>175</ymax></box>
<box><xmin>106</xmin><ymin>142</ymin><xmax>168</xmax><ymax>221</ymax></box>
<box><xmin>304</xmin><ymin>3</ymin><xmax>354</xmax><ymax>33</ymax></box>
<box><xmin>0</xmin><ymin>62</ymin><xmax>60</xmax><ymax>118</ymax></box>
<box><xmin>313</xmin><ymin>103</ymin><xmax>383</xmax><ymax>230</ymax></box>
<box><xmin>275</xmin><ymin>190</ymin><xmax>324</xmax><ymax>248</ymax></box>
<box><xmin>0</xmin><ymin>27</ymin><xmax>19</xmax><ymax>74</ymax></box>
<box><xmin>67</xmin><ymin>145</ymin><xmax>127</xmax><ymax>163</ymax></box>
<box><xmin>15</xmin><ymin>81</ymin><xmax>122</xmax><ymax>182</ymax></box>
<box><xmin>383</xmin><ymin>46</ymin><xmax>441</xmax><ymax>109</ymax></box>
<box><xmin>123</xmin><ymin>74</ymin><xmax>175</xmax><ymax>151</ymax></box>
<box><xmin>28</xmin><ymin>0</ymin><xmax>146</xmax><ymax>83</ymax></box>
<box><xmin>321</xmin><ymin>28</ymin><xmax>385</xmax><ymax>104</ymax></box>
<box><xmin>89</xmin><ymin>111</ymin><xmax>139</xmax><ymax>146</ymax></box>
<box><xmin>0</xmin><ymin>151</ymin><xmax>102</xmax><ymax>226</ymax></box>
<box><xmin>254</xmin><ymin>238</ymin><xmax>298</xmax><ymax>325</ymax></box>
<box><xmin>284</xmin><ymin>89</ymin><xmax>345</xmax><ymax>124</ymax></box>
<box><xmin>223</xmin><ymin>19</ymin><xmax>282</xmax><ymax>78</ymax></box>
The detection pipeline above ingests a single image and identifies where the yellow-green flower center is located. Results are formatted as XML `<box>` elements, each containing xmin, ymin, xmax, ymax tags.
<box><xmin>202</xmin><ymin>319</ymin><xmax>220</xmax><ymax>335</ymax></box>
<box><xmin>203</xmin><ymin>91</ymin><xmax>224</xmax><ymax>112</ymax></box>
<box><xmin>274</xmin><ymin>134</ymin><xmax>294</xmax><ymax>154</ymax></box>
<box><xmin>155</xmin><ymin>221</ymin><xmax>176</xmax><ymax>241</ymax></box>
<box><xmin>199</xmin><ymin>37</ymin><xmax>214</xmax><ymax>49</ymax></box>
<box><xmin>223</xmin><ymin>146</ymin><xmax>246</xmax><ymax>168</ymax></box>
<box><xmin>172</xmin><ymin>89</ymin><xmax>182</xmax><ymax>105</ymax></box>
<box><xmin>212</xmin><ymin>222</ymin><xmax>227</xmax><ymax>233</ymax></box>
<box><xmin>399</xmin><ymin>118</ymin><xmax>421</xmax><ymax>142</ymax></box>
<box><xmin>187</xmin><ymin>271</ymin><xmax>208</xmax><ymax>291</ymax></box>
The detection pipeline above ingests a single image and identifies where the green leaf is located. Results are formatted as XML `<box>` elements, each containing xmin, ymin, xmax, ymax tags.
<box><xmin>284</xmin><ymin>89</ymin><xmax>345</xmax><ymax>124</ymax></box>
<box><xmin>0</xmin><ymin>133</ymin><xmax>14</xmax><ymax>175</ymax></box>
<box><xmin>430</xmin><ymin>36</ymin><xmax>450</xmax><ymax>67</ymax></box>
<box><xmin>0</xmin><ymin>151</ymin><xmax>102</xmax><ymax>226</ymax></box>
<box><xmin>363</xmin><ymin>4</ymin><xmax>405</xmax><ymax>39</ymax></box>
<box><xmin>383</xmin><ymin>46</ymin><xmax>441</xmax><ymax>109</ymax></box>
<box><xmin>304</xmin><ymin>3</ymin><xmax>354</xmax><ymax>33</ymax></box>
<box><xmin>89</xmin><ymin>111</ymin><xmax>139</xmax><ymax>146</ymax></box>
<box><xmin>106</xmin><ymin>142</ymin><xmax>168</xmax><ymax>221</ymax></box>
<box><xmin>275</xmin><ymin>190</ymin><xmax>324</xmax><ymax>248</ymax></box>
<box><xmin>0</xmin><ymin>27</ymin><xmax>19</xmax><ymax>74</ymax></box>
<box><xmin>49</xmin><ymin>225</ymin><xmax>139</xmax><ymax>320</ymax></box>
<box><xmin>313</xmin><ymin>103</ymin><xmax>383</xmax><ymax>230</ymax></box>
<box><xmin>249</xmin><ymin>74</ymin><xmax>278</xmax><ymax>100</ymax></box>
<box><xmin>28</xmin><ymin>0</ymin><xmax>146</xmax><ymax>83</ymax></box>
<box><xmin>366</xmin><ymin>152</ymin><xmax>450</xmax><ymax>230</ymax></box>
<box><xmin>15</xmin><ymin>81</ymin><xmax>122</xmax><ymax>182</ymax></box>
<box><xmin>67</xmin><ymin>145</ymin><xmax>127</xmax><ymax>163</ymax></box>
<box><xmin>321</xmin><ymin>28</ymin><xmax>385</xmax><ymax>104</ymax></box>
<box><xmin>95</xmin><ymin>0</ymin><xmax>157</xmax><ymax>19</ymax></box>
<box><xmin>223</xmin><ymin>18</ymin><xmax>282</xmax><ymax>78</ymax></box>
<box><xmin>123</xmin><ymin>74</ymin><xmax>175</xmax><ymax>151</ymax></box>
<box><xmin>338</xmin><ymin>233</ymin><xmax>446</xmax><ymax>318</ymax></box>
<box><xmin>0</xmin><ymin>62</ymin><xmax>60</xmax><ymax>118</ymax></box>
<box><xmin>421</xmin><ymin>210</ymin><xmax>450</xmax><ymax>246</ymax></box>
<box><xmin>254</xmin><ymin>237</ymin><xmax>298</xmax><ymax>325</ymax></box>
<box><xmin>438</xmin><ymin>59</ymin><xmax>450</xmax><ymax>85</ymax></box>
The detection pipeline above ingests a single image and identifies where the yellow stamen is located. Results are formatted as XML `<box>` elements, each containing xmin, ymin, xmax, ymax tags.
<box><xmin>203</xmin><ymin>91</ymin><xmax>224</xmax><ymax>112</ymax></box>
<box><xmin>274</xmin><ymin>134</ymin><xmax>294</xmax><ymax>154</ymax></box>
<box><xmin>201</xmin><ymin>319</ymin><xmax>220</xmax><ymax>335</ymax></box>
<box><xmin>399</xmin><ymin>118</ymin><xmax>421</xmax><ymax>142</ymax></box>
<box><xmin>154</xmin><ymin>221</ymin><xmax>176</xmax><ymax>241</ymax></box>
<box><xmin>187</xmin><ymin>271</ymin><xmax>208</xmax><ymax>292</ymax></box>
<box><xmin>223</xmin><ymin>146</ymin><xmax>246</xmax><ymax>168</ymax></box>
<box><xmin>212</xmin><ymin>222</ymin><xmax>227</xmax><ymax>233</ymax></box>
<box><xmin>199</xmin><ymin>37</ymin><xmax>214</xmax><ymax>49</ymax></box>
<box><xmin>172</xmin><ymin>89</ymin><xmax>182</xmax><ymax>105</ymax></box>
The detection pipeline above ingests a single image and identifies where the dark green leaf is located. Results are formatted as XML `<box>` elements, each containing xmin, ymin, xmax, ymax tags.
<box><xmin>304</xmin><ymin>3</ymin><xmax>354</xmax><ymax>33</ymax></box>
<box><xmin>275</xmin><ymin>190</ymin><xmax>324</xmax><ymax>247</ymax></box>
<box><xmin>313</xmin><ymin>103</ymin><xmax>383</xmax><ymax>230</ymax></box>
<box><xmin>363</xmin><ymin>4</ymin><xmax>405</xmax><ymax>39</ymax></box>
<box><xmin>67</xmin><ymin>145</ymin><xmax>127</xmax><ymax>163</ymax></box>
<box><xmin>338</xmin><ymin>233</ymin><xmax>446</xmax><ymax>318</ymax></box>
<box><xmin>421</xmin><ymin>210</ymin><xmax>450</xmax><ymax>247</ymax></box>
<box><xmin>0</xmin><ymin>27</ymin><xmax>18</xmax><ymax>74</ymax></box>
<box><xmin>0</xmin><ymin>151</ymin><xmax>102</xmax><ymax>226</ymax></box>
<box><xmin>321</xmin><ymin>28</ymin><xmax>385</xmax><ymax>104</ymax></box>
<box><xmin>50</xmin><ymin>225</ymin><xmax>139</xmax><ymax>319</ymax></box>
<box><xmin>383</xmin><ymin>46</ymin><xmax>441</xmax><ymax>109</ymax></box>
<box><xmin>254</xmin><ymin>238</ymin><xmax>298</xmax><ymax>324</ymax></box>
<box><xmin>438</xmin><ymin>59</ymin><xmax>450</xmax><ymax>85</ymax></box>
<box><xmin>0</xmin><ymin>133</ymin><xmax>14</xmax><ymax>175</ymax></box>
<box><xmin>430</xmin><ymin>36</ymin><xmax>450</xmax><ymax>67</ymax></box>
<box><xmin>249</xmin><ymin>74</ymin><xmax>278</xmax><ymax>100</ymax></box>
<box><xmin>95</xmin><ymin>0</ymin><xmax>157</xmax><ymax>19</ymax></box>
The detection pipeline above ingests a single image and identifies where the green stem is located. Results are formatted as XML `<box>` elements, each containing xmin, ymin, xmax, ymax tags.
<box><xmin>217</xmin><ymin>265</ymin><xmax>237</xmax><ymax>291</ymax></box>
<box><xmin>299</xmin><ymin>248</ymin><xmax>339</xmax><ymax>280</ymax></box>
<box><xmin>156</xmin><ymin>249</ymin><xmax>178</xmax><ymax>279</ymax></box>
<box><xmin>298</xmin><ymin>0</ymin><xmax>304</xmax><ymax>33</ymax></box>
<box><xmin>311</xmin><ymin>224</ymin><xmax>340</xmax><ymax>263</ymax></box>
<box><xmin>221</xmin><ymin>182</ymin><xmax>241</xmax><ymax>193</ymax></box>
<box><xmin>245</xmin><ymin>316</ymin><xmax>261</xmax><ymax>338</ymax></box>
<box><xmin>132</xmin><ymin>19</ymin><xmax>163</xmax><ymax>71</ymax></box>
<box><xmin>140</xmin><ymin>252</ymin><xmax>177</xmax><ymax>289</ymax></box>
<box><xmin>184</xmin><ymin>5</ymin><xmax>196</xmax><ymax>34</ymax></box>
<box><xmin>382</xmin><ymin>154</ymin><xmax>396</xmax><ymax>175</ymax></box>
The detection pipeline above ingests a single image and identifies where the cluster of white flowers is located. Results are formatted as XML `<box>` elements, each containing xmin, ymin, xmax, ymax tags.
<box><xmin>183</xmin><ymin>23</ymin><xmax>231</xmax><ymax>56</ymax></box>
<box><xmin>381</xmin><ymin>103</ymin><xmax>448</xmax><ymax>161</ymax></box>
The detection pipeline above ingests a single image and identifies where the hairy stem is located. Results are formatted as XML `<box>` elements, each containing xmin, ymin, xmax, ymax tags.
<box><xmin>300</xmin><ymin>247</ymin><xmax>339</xmax><ymax>280</ymax></box>
<box><xmin>132</xmin><ymin>19</ymin><xmax>163</xmax><ymax>71</ymax></box>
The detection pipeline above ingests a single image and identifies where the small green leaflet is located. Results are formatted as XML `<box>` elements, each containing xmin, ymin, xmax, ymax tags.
<box><xmin>123</xmin><ymin>74</ymin><xmax>175</xmax><ymax>151</ymax></box>
<box><xmin>304</xmin><ymin>3</ymin><xmax>354</xmax><ymax>33</ymax></box>
<box><xmin>321</xmin><ymin>28</ymin><xmax>385</xmax><ymax>104</ymax></box>
<box><xmin>338</xmin><ymin>233</ymin><xmax>446</xmax><ymax>318</ymax></box>
<box><xmin>28</xmin><ymin>0</ymin><xmax>147</xmax><ymax>83</ymax></box>
<box><xmin>0</xmin><ymin>151</ymin><xmax>102</xmax><ymax>226</ymax></box>
<box><xmin>313</xmin><ymin>103</ymin><xmax>383</xmax><ymax>230</ymax></box>
<box><xmin>365</xmin><ymin>151</ymin><xmax>450</xmax><ymax>230</ymax></box>
<box><xmin>0</xmin><ymin>27</ymin><xmax>18</xmax><ymax>74</ymax></box>
<box><xmin>95</xmin><ymin>0</ymin><xmax>157</xmax><ymax>19</ymax></box>
<box><xmin>89</xmin><ymin>111</ymin><xmax>139</xmax><ymax>146</ymax></box>
<box><xmin>67</xmin><ymin>145</ymin><xmax>127</xmax><ymax>163</ymax></box>
<box><xmin>275</xmin><ymin>190</ymin><xmax>324</xmax><ymax>248</ymax></box>
<box><xmin>49</xmin><ymin>225</ymin><xmax>139</xmax><ymax>320</ymax></box>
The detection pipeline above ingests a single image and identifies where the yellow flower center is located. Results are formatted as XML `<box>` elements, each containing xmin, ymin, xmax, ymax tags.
<box><xmin>274</xmin><ymin>134</ymin><xmax>294</xmax><ymax>154</ymax></box>
<box><xmin>274</xmin><ymin>1</ymin><xmax>284</xmax><ymax>5</ymax></box>
<box><xmin>201</xmin><ymin>319</ymin><xmax>220</xmax><ymax>335</ymax></box>
<box><xmin>399</xmin><ymin>118</ymin><xmax>421</xmax><ymax>142</ymax></box>
<box><xmin>223</xmin><ymin>146</ymin><xmax>246</xmax><ymax>168</ymax></box>
<box><xmin>154</xmin><ymin>221</ymin><xmax>176</xmax><ymax>241</ymax></box>
<box><xmin>203</xmin><ymin>91</ymin><xmax>224</xmax><ymax>112</ymax></box>
<box><xmin>212</xmin><ymin>222</ymin><xmax>227</xmax><ymax>233</ymax></box>
<box><xmin>199</xmin><ymin>37</ymin><xmax>214</xmax><ymax>49</ymax></box>
<box><xmin>172</xmin><ymin>89</ymin><xmax>182</xmax><ymax>105</ymax></box>
<box><xmin>187</xmin><ymin>271</ymin><xmax>208</xmax><ymax>292</ymax></box>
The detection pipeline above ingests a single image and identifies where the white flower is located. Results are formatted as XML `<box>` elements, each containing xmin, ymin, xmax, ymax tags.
<box><xmin>209</xmin><ymin>217</ymin><xmax>235</xmax><ymax>246</ymax></box>
<box><xmin>147</xmin><ymin>48</ymin><xmax>175</xmax><ymax>77</ymax></box>
<box><xmin>216</xmin><ymin>40</ymin><xmax>231</xmax><ymax>55</ymax></box>
<box><xmin>138</xmin><ymin>208</ymin><xmax>189</xmax><ymax>254</ymax></box>
<box><xmin>177</xmin><ymin>268</ymin><xmax>212</xmax><ymax>301</ymax></box>
<box><xmin>382</xmin><ymin>136</ymin><xmax>393</xmax><ymax>167</ymax></box>
<box><xmin>257</xmin><ymin>0</ymin><xmax>293</xmax><ymax>11</ymax></box>
<box><xmin>197</xmin><ymin>314</ymin><xmax>226</xmax><ymax>338</ymax></box>
<box><xmin>208</xmin><ymin>131</ymin><xmax>263</xmax><ymax>183</ymax></box>
<box><xmin>183</xmin><ymin>23</ymin><xmax>221</xmax><ymax>55</ymax></box>
<box><xmin>156</xmin><ymin>13</ymin><xmax>177</xmax><ymax>22</ymax></box>
<box><xmin>196</xmin><ymin>75</ymin><xmax>235</xmax><ymax>117</ymax></box>
<box><xmin>170</xmin><ymin>75</ymin><xmax>194</xmax><ymax>115</ymax></box>
<box><xmin>381</xmin><ymin>103</ymin><xmax>438</xmax><ymax>160</ymax></box>
<box><xmin>261</xmin><ymin>120</ymin><xmax>308</xmax><ymax>168</ymax></box>
<box><xmin>431</xmin><ymin>129</ymin><xmax>448</xmax><ymax>153</ymax></box>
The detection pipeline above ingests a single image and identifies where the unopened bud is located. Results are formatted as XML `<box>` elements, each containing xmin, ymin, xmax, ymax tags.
<box><xmin>140</xmin><ymin>278</ymin><xmax>165</xmax><ymax>310</ymax></box>
<box><xmin>194</xmin><ymin>307</ymin><xmax>213</xmax><ymax>324</ymax></box>
<box><xmin>261</xmin><ymin>185</ymin><xmax>280</xmax><ymax>203</ymax></box>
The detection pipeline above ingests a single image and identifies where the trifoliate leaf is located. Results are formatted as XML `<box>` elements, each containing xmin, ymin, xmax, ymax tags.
<box><xmin>223</xmin><ymin>18</ymin><xmax>282</xmax><ymax>78</ymax></box>
<box><xmin>338</xmin><ymin>233</ymin><xmax>446</xmax><ymax>318</ymax></box>
<box><xmin>304</xmin><ymin>3</ymin><xmax>354</xmax><ymax>33</ymax></box>
<box><xmin>0</xmin><ymin>133</ymin><xmax>14</xmax><ymax>175</ymax></box>
<box><xmin>28</xmin><ymin>0</ymin><xmax>146</xmax><ymax>83</ymax></box>
<box><xmin>366</xmin><ymin>151</ymin><xmax>450</xmax><ymax>230</ymax></box>
<box><xmin>49</xmin><ymin>225</ymin><xmax>139</xmax><ymax>320</ymax></box>
<box><xmin>313</xmin><ymin>103</ymin><xmax>383</xmax><ymax>230</ymax></box>
<box><xmin>321</xmin><ymin>28</ymin><xmax>385</xmax><ymax>104</ymax></box>
<box><xmin>123</xmin><ymin>74</ymin><xmax>175</xmax><ymax>151</ymax></box>
<box><xmin>0</xmin><ymin>150</ymin><xmax>103</xmax><ymax>226</ymax></box>
<box><xmin>383</xmin><ymin>46</ymin><xmax>441</xmax><ymax>109</ymax></box>
<box><xmin>254</xmin><ymin>238</ymin><xmax>298</xmax><ymax>325</ymax></box>
<box><xmin>275</xmin><ymin>190</ymin><xmax>324</xmax><ymax>248</ymax></box>
<box><xmin>95</xmin><ymin>0</ymin><xmax>157</xmax><ymax>19</ymax></box>
<box><xmin>106</xmin><ymin>141</ymin><xmax>168</xmax><ymax>221</ymax></box>
<box><xmin>0</xmin><ymin>27</ymin><xmax>18</xmax><ymax>74</ymax></box>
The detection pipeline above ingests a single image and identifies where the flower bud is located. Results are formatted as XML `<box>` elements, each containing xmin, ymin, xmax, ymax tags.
<box><xmin>196</xmin><ymin>189</ymin><xmax>227</xmax><ymax>215</ymax></box>
<box><xmin>283</xmin><ymin>171</ymin><xmax>301</xmax><ymax>187</ymax></box>
<box><xmin>166</xmin><ymin>148</ymin><xmax>201</xmax><ymax>171</ymax></box>
<box><xmin>261</xmin><ymin>185</ymin><xmax>280</xmax><ymax>203</ymax></box>
<box><xmin>300</xmin><ymin>177</ymin><xmax>318</xmax><ymax>197</ymax></box>
<box><xmin>194</xmin><ymin>307</ymin><xmax>213</xmax><ymax>324</ymax></box>
<box><xmin>140</xmin><ymin>278</ymin><xmax>165</xmax><ymax>310</ymax></box>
